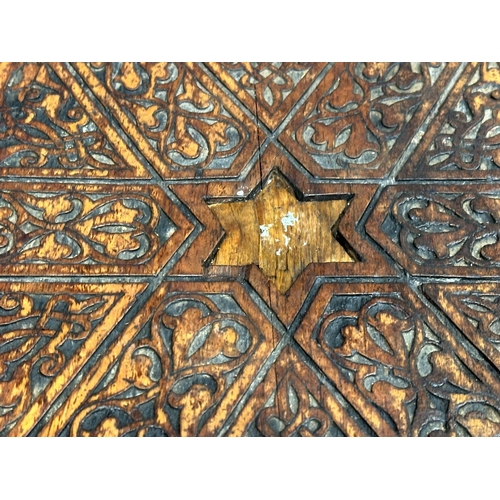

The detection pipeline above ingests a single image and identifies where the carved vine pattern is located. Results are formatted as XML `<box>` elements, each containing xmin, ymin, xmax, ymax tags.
<box><xmin>317</xmin><ymin>296</ymin><xmax>500</xmax><ymax>436</ymax></box>
<box><xmin>0</xmin><ymin>292</ymin><xmax>113</xmax><ymax>430</ymax></box>
<box><xmin>70</xmin><ymin>293</ymin><xmax>261</xmax><ymax>436</ymax></box>
<box><xmin>256</xmin><ymin>368</ymin><xmax>333</xmax><ymax>437</ymax></box>
<box><xmin>391</xmin><ymin>192</ymin><xmax>500</xmax><ymax>266</ymax></box>
<box><xmin>422</xmin><ymin>63</ymin><xmax>500</xmax><ymax>172</ymax></box>
<box><xmin>88</xmin><ymin>63</ymin><xmax>249</xmax><ymax>170</ymax></box>
<box><xmin>0</xmin><ymin>190</ymin><xmax>161</xmax><ymax>265</ymax></box>
<box><xmin>296</xmin><ymin>63</ymin><xmax>441</xmax><ymax>168</ymax></box>
<box><xmin>451</xmin><ymin>293</ymin><xmax>500</xmax><ymax>346</ymax></box>
<box><xmin>0</xmin><ymin>63</ymin><xmax>124</xmax><ymax>173</ymax></box>
<box><xmin>219</xmin><ymin>62</ymin><xmax>314</xmax><ymax>112</ymax></box>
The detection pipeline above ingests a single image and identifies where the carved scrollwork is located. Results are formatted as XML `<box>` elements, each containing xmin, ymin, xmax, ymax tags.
<box><xmin>256</xmin><ymin>368</ymin><xmax>333</xmax><ymax>437</ymax></box>
<box><xmin>293</xmin><ymin>63</ymin><xmax>443</xmax><ymax>171</ymax></box>
<box><xmin>70</xmin><ymin>293</ymin><xmax>262</xmax><ymax>436</ymax></box>
<box><xmin>0</xmin><ymin>63</ymin><xmax>128</xmax><ymax>176</ymax></box>
<box><xmin>419</xmin><ymin>63</ymin><xmax>500</xmax><ymax>174</ymax></box>
<box><xmin>0</xmin><ymin>189</ymin><xmax>162</xmax><ymax>265</ymax></box>
<box><xmin>86</xmin><ymin>63</ymin><xmax>250</xmax><ymax>173</ymax></box>
<box><xmin>316</xmin><ymin>295</ymin><xmax>500</xmax><ymax>436</ymax></box>
<box><xmin>424</xmin><ymin>284</ymin><xmax>500</xmax><ymax>395</ymax></box>
<box><xmin>4</xmin><ymin>61</ymin><xmax>500</xmax><ymax>438</ymax></box>
<box><xmin>218</xmin><ymin>63</ymin><xmax>313</xmax><ymax>112</ymax></box>
<box><xmin>392</xmin><ymin>192</ymin><xmax>500</xmax><ymax>266</ymax></box>
<box><xmin>0</xmin><ymin>290</ymin><xmax>116</xmax><ymax>432</ymax></box>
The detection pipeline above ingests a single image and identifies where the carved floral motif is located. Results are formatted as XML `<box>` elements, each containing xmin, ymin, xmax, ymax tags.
<box><xmin>69</xmin><ymin>291</ymin><xmax>264</xmax><ymax>436</ymax></box>
<box><xmin>80</xmin><ymin>63</ymin><xmax>256</xmax><ymax>177</ymax></box>
<box><xmin>0</xmin><ymin>63</ymin><xmax>134</xmax><ymax>177</ymax></box>
<box><xmin>316</xmin><ymin>294</ymin><xmax>500</xmax><ymax>436</ymax></box>
<box><xmin>281</xmin><ymin>62</ymin><xmax>448</xmax><ymax>177</ymax></box>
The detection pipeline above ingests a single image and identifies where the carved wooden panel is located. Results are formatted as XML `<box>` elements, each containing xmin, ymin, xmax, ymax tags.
<box><xmin>2</xmin><ymin>61</ymin><xmax>500</xmax><ymax>437</ymax></box>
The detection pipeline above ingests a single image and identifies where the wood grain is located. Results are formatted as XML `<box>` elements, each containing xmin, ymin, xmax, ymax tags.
<box><xmin>210</xmin><ymin>171</ymin><xmax>353</xmax><ymax>293</ymax></box>
<box><xmin>1</xmin><ymin>62</ymin><xmax>500</xmax><ymax>437</ymax></box>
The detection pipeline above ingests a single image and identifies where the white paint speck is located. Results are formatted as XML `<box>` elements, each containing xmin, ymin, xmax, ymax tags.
<box><xmin>260</xmin><ymin>224</ymin><xmax>272</xmax><ymax>238</ymax></box>
<box><xmin>237</xmin><ymin>190</ymin><xmax>244</xmax><ymax>196</ymax></box>
<box><xmin>276</xmin><ymin>248</ymin><xmax>282</xmax><ymax>256</ymax></box>
<box><xmin>284</xmin><ymin>235</ymin><xmax>291</xmax><ymax>247</ymax></box>
<box><xmin>303</xmin><ymin>241</ymin><xmax>307</xmax><ymax>246</ymax></box>
<box><xmin>281</xmin><ymin>212</ymin><xmax>299</xmax><ymax>232</ymax></box>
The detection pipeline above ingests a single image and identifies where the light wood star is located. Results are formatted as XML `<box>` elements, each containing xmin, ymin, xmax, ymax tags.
<box><xmin>209</xmin><ymin>171</ymin><xmax>355</xmax><ymax>294</ymax></box>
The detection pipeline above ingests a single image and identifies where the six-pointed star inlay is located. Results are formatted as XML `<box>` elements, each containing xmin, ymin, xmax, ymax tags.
<box><xmin>208</xmin><ymin>170</ymin><xmax>355</xmax><ymax>294</ymax></box>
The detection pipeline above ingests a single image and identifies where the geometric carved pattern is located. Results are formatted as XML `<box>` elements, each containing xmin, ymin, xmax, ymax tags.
<box><xmin>170</xmin><ymin>143</ymin><xmax>396</xmax><ymax>326</ymax></box>
<box><xmin>0</xmin><ymin>63</ymin><xmax>150</xmax><ymax>179</ymax></box>
<box><xmin>0</xmin><ymin>282</ymin><xmax>146</xmax><ymax>436</ymax></box>
<box><xmin>38</xmin><ymin>282</ymin><xmax>277</xmax><ymax>436</ymax></box>
<box><xmin>366</xmin><ymin>184</ymin><xmax>500</xmax><ymax>277</ymax></box>
<box><xmin>296</xmin><ymin>283</ymin><xmax>500</xmax><ymax>436</ymax></box>
<box><xmin>228</xmin><ymin>345</ymin><xmax>365</xmax><ymax>436</ymax></box>
<box><xmin>206</xmin><ymin>63</ymin><xmax>327</xmax><ymax>130</ymax></box>
<box><xmin>3</xmin><ymin>61</ymin><xmax>500</xmax><ymax>437</ymax></box>
<box><xmin>425</xmin><ymin>283</ymin><xmax>500</xmax><ymax>378</ymax></box>
<box><xmin>280</xmin><ymin>62</ymin><xmax>458</xmax><ymax>179</ymax></box>
<box><xmin>73</xmin><ymin>63</ymin><xmax>260</xmax><ymax>180</ymax></box>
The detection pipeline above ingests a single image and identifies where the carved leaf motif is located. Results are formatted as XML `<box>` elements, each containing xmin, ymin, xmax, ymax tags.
<box><xmin>0</xmin><ymin>191</ymin><xmax>162</xmax><ymax>265</ymax></box>
<box><xmin>163</xmin><ymin>306</ymin><xmax>254</xmax><ymax>374</ymax></box>
<box><xmin>177</xmin><ymin>71</ymin><xmax>212</xmax><ymax>111</ymax></box>
<box><xmin>362</xmin><ymin>62</ymin><xmax>392</xmax><ymax>80</ymax></box>
<box><xmin>389</xmin><ymin>63</ymin><xmax>424</xmax><ymax>90</ymax></box>
<box><xmin>96</xmin><ymin>63</ymin><xmax>248</xmax><ymax>170</ymax></box>
<box><xmin>0</xmin><ymin>63</ymin><xmax>124</xmax><ymax>173</ymax></box>
<box><xmin>453</xmin><ymin>294</ymin><xmax>500</xmax><ymax>343</ymax></box>
<box><xmin>20</xmin><ymin>193</ymin><xmax>78</xmax><ymax>223</ymax></box>
<box><xmin>372</xmin><ymin>96</ymin><xmax>419</xmax><ymax>132</ymax></box>
<box><xmin>327</xmin><ymin>70</ymin><xmax>363</xmax><ymax>109</ymax></box>
<box><xmin>74</xmin><ymin>200</ymin><xmax>145</xmax><ymax>258</ymax></box>
<box><xmin>22</xmin><ymin>233</ymin><xmax>76</xmax><ymax>261</ymax></box>
<box><xmin>310</xmin><ymin>115</ymin><xmax>379</xmax><ymax>159</ymax></box>
<box><xmin>72</xmin><ymin>294</ymin><xmax>261</xmax><ymax>437</ymax></box>
<box><xmin>256</xmin><ymin>370</ymin><xmax>331</xmax><ymax>437</ymax></box>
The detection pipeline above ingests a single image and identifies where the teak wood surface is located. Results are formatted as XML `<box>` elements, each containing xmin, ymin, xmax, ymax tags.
<box><xmin>1</xmin><ymin>62</ymin><xmax>500</xmax><ymax>437</ymax></box>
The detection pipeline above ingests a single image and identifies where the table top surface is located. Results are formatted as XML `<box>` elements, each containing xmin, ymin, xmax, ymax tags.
<box><xmin>1</xmin><ymin>62</ymin><xmax>499</xmax><ymax>437</ymax></box>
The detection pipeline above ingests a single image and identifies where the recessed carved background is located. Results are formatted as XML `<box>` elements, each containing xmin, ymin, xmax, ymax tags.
<box><xmin>2</xmin><ymin>62</ymin><xmax>500</xmax><ymax>437</ymax></box>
